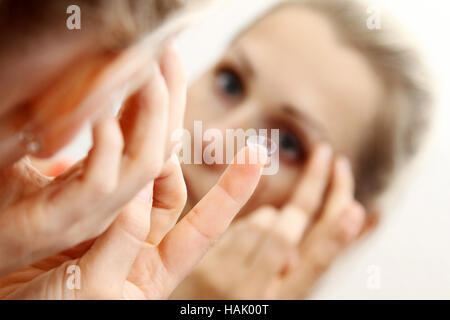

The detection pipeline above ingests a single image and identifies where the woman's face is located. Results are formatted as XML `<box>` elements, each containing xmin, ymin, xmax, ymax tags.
<box><xmin>183</xmin><ymin>6</ymin><xmax>384</xmax><ymax>214</ymax></box>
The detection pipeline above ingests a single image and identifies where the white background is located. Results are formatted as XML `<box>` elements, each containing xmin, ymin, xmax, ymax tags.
<box><xmin>61</xmin><ymin>0</ymin><xmax>450</xmax><ymax>299</ymax></box>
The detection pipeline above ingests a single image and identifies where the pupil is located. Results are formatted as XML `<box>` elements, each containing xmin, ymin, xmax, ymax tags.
<box><xmin>219</xmin><ymin>70</ymin><xmax>242</xmax><ymax>96</ymax></box>
<box><xmin>281</xmin><ymin>133</ymin><xmax>297</xmax><ymax>151</ymax></box>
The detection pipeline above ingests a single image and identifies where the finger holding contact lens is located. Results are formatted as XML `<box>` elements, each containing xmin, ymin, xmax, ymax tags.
<box><xmin>246</xmin><ymin>134</ymin><xmax>277</xmax><ymax>166</ymax></box>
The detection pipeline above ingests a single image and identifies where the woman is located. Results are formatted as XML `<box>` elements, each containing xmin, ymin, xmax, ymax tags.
<box><xmin>172</xmin><ymin>0</ymin><xmax>432</xmax><ymax>299</ymax></box>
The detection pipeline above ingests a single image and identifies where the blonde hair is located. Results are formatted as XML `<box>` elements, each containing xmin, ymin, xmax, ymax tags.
<box><xmin>254</xmin><ymin>0</ymin><xmax>433</xmax><ymax>208</ymax></box>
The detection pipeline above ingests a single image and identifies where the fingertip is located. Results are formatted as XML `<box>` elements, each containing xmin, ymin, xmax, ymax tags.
<box><xmin>277</xmin><ymin>205</ymin><xmax>309</xmax><ymax>245</ymax></box>
<box><xmin>89</xmin><ymin>117</ymin><xmax>123</xmax><ymax>168</ymax></box>
<box><xmin>246</xmin><ymin>143</ymin><xmax>268</xmax><ymax>168</ymax></box>
<box><xmin>168</xmin><ymin>38</ymin><xmax>180</xmax><ymax>55</ymax></box>
<box><xmin>159</xmin><ymin>39</ymin><xmax>186</xmax><ymax>86</ymax></box>
<box><xmin>313</xmin><ymin>142</ymin><xmax>332</xmax><ymax>166</ymax></box>
<box><xmin>237</xmin><ymin>145</ymin><xmax>266</xmax><ymax>173</ymax></box>
<box><xmin>102</xmin><ymin>116</ymin><xmax>123</xmax><ymax>141</ymax></box>
<box><xmin>247</xmin><ymin>206</ymin><xmax>277</xmax><ymax>229</ymax></box>
<box><xmin>165</xmin><ymin>39</ymin><xmax>182</xmax><ymax>67</ymax></box>
<box><xmin>337</xmin><ymin>203</ymin><xmax>366</xmax><ymax>243</ymax></box>
<box><xmin>332</xmin><ymin>155</ymin><xmax>355</xmax><ymax>193</ymax></box>
<box><xmin>148</xmin><ymin>63</ymin><xmax>169</xmax><ymax>102</ymax></box>
<box><xmin>335</xmin><ymin>156</ymin><xmax>353</xmax><ymax>178</ymax></box>
<box><xmin>217</xmin><ymin>146</ymin><xmax>265</xmax><ymax>205</ymax></box>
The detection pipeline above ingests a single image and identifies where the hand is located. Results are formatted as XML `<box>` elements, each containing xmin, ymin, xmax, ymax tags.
<box><xmin>0</xmin><ymin>43</ymin><xmax>185</xmax><ymax>276</ymax></box>
<box><xmin>171</xmin><ymin>144</ymin><xmax>373</xmax><ymax>299</ymax></box>
<box><xmin>0</xmin><ymin>146</ymin><xmax>267</xmax><ymax>299</ymax></box>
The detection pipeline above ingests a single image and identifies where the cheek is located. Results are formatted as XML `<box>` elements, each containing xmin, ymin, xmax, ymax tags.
<box><xmin>186</xmin><ymin>79</ymin><xmax>209</xmax><ymax>122</ymax></box>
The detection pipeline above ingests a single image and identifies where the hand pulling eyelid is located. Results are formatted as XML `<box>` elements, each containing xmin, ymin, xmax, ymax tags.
<box><xmin>2</xmin><ymin>0</ymin><xmax>217</xmax><ymax>162</ymax></box>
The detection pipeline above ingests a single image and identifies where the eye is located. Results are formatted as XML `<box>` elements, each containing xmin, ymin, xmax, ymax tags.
<box><xmin>214</xmin><ymin>66</ymin><xmax>245</xmax><ymax>102</ymax></box>
<box><xmin>278</xmin><ymin>128</ymin><xmax>307</xmax><ymax>164</ymax></box>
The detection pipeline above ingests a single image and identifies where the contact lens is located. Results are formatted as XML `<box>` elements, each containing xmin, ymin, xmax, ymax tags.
<box><xmin>246</xmin><ymin>135</ymin><xmax>277</xmax><ymax>156</ymax></box>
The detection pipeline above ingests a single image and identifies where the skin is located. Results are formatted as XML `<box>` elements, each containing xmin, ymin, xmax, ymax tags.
<box><xmin>0</xmin><ymin>44</ymin><xmax>184</xmax><ymax>277</ymax></box>
<box><xmin>0</xmin><ymin>145</ymin><xmax>266</xmax><ymax>299</ymax></box>
<box><xmin>0</xmin><ymin>4</ymin><xmax>385</xmax><ymax>300</ymax></box>
<box><xmin>183</xmin><ymin>6</ymin><xmax>383</xmax><ymax>213</ymax></box>
<box><xmin>173</xmin><ymin>6</ymin><xmax>383</xmax><ymax>299</ymax></box>
<box><xmin>0</xmin><ymin>33</ymin><xmax>109</xmax><ymax>169</ymax></box>
<box><xmin>173</xmin><ymin>145</ymin><xmax>366</xmax><ymax>299</ymax></box>
<box><xmin>0</xmin><ymin>35</ymin><xmax>268</xmax><ymax>298</ymax></box>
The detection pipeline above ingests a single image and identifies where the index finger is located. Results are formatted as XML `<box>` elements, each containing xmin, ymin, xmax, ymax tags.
<box><xmin>156</xmin><ymin>145</ymin><xmax>267</xmax><ymax>284</ymax></box>
<box><xmin>285</xmin><ymin>143</ymin><xmax>333</xmax><ymax>216</ymax></box>
<box><xmin>159</xmin><ymin>40</ymin><xmax>187</xmax><ymax>157</ymax></box>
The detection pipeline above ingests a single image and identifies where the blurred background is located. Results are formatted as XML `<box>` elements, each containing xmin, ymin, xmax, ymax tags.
<box><xmin>57</xmin><ymin>0</ymin><xmax>450</xmax><ymax>299</ymax></box>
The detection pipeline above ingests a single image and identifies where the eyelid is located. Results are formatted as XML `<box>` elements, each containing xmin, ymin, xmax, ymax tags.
<box><xmin>215</xmin><ymin>59</ymin><xmax>246</xmax><ymax>87</ymax></box>
<box><xmin>213</xmin><ymin>61</ymin><xmax>247</xmax><ymax>103</ymax></box>
<box><xmin>269</xmin><ymin>116</ymin><xmax>312</xmax><ymax>154</ymax></box>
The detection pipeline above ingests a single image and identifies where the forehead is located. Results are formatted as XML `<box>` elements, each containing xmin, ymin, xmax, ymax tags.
<box><xmin>234</xmin><ymin>6</ymin><xmax>383</xmax><ymax>157</ymax></box>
